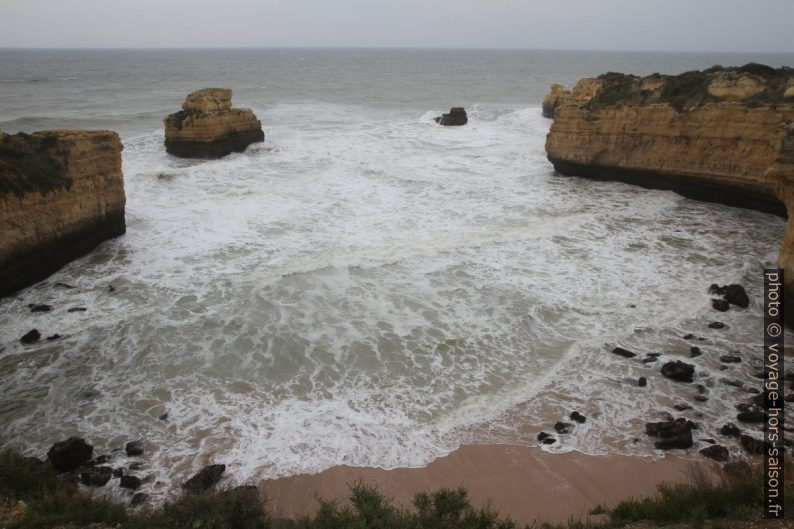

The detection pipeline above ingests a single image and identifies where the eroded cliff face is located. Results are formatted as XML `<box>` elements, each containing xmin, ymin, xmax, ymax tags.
<box><xmin>164</xmin><ymin>88</ymin><xmax>264</xmax><ymax>158</ymax></box>
<box><xmin>0</xmin><ymin>130</ymin><xmax>125</xmax><ymax>297</ymax></box>
<box><xmin>544</xmin><ymin>64</ymin><xmax>794</xmax><ymax>317</ymax></box>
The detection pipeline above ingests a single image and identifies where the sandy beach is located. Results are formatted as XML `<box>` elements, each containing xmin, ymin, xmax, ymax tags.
<box><xmin>261</xmin><ymin>444</ymin><xmax>717</xmax><ymax>524</ymax></box>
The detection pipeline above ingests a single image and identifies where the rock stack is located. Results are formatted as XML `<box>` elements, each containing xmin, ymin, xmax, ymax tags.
<box><xmin>434</xmin><ymin>107</ymin><xmax>468</xmax><ymax>126</ymax></box>
<box><xmin>0</xmin><ymin>130</ymin><xmax>126</xmax><ymax>297</ymax></box>
<box><xmin>163</xmin><ymin>88</ymin><xmax>264</xmax><ymax>158</ymax></box>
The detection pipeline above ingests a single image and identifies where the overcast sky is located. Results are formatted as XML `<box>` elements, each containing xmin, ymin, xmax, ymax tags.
<box><xmin>1</xmin><ymin>0</ymin><xmax>792</xmax><ymax>51</ymax></box>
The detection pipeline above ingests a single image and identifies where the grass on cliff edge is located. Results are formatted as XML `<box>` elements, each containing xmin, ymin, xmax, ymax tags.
<box><xmin>0</xmin><ymin>448</ymin><xmax>790</xmax><ymax>529</ymax></box>
<box><xmin>0</xmin><ymin>133</ymin><xmax>71</xmax><ymax>196</ymax></box>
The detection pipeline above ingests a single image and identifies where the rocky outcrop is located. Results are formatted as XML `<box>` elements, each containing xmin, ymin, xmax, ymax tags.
<box><xmin>543</xmin><ymin>65</ymin><xmax>794</xmax><ymax>317</ymax></box>
<box><xmin>434</xmin><ymin>107</ymin><xmax>468</xmax><ymax>126</ymax></box>
<box><xmin>164</xmin><ymin>88</ymin><xmax>264</xmax><ymax>158</ymax></box>
<box><xmin>0</xmin><ymin>130</ymin><xmax>125</xmax><ymax>297</ymax></box>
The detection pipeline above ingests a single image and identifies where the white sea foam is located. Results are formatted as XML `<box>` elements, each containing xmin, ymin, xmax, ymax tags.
<box><xmin>0</xmin><ymin>100</ymin><xmax>790</xmax><ymax>499</ymax></box>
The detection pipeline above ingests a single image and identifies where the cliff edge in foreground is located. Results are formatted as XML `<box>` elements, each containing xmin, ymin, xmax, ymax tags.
<box><xmin>0</xmin><ymin>130</ymin><xmax>126</xmax><ymax>297</ymax></box>
<box><xmin>543</xmin><ymin>64</ymin><xmax>794</xmax><ymax>316</ymax></box>
<box><xmin>164</xmin><ymin>88</ymin><xmax>264</xmax><ymax>158</ymax></box>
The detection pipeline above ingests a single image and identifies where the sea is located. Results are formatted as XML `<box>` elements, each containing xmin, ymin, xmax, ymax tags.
<box><xmin>0</xmin><ymin>48</ymin><xmax>793</xmax><ymax>496</ymax></box>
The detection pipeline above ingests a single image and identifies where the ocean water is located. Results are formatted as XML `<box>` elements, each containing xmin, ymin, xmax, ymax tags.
<box><xmin>0</xmin><ymin>49</ymin><xmax>793</xmax><ymax>495</ymax></box>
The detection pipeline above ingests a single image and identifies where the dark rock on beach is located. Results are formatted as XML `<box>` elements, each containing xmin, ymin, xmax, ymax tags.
<box><xmin>20</xmin><ymin>329</ymin><xmax>41</xmax><ymax>344</ymax></box>
<box><xmin>638</xmin><ymin>376</ymin><xmax>647</xmax><ymax>387</ymax></box>
<box><xmin>554</xmin><ymin>421</ymin><xmax>573</xmax><ymax>434</ymax></box>
<box><xmin>80</xmin><ymin>466</ymin><xmax>112</xmax><ymax>487</ymax></box>
<box><xmin>720</xmin><ymin>355</ymin><xmax>741</xmax><ymax>364</ymax></box>
<box><xmin>541</xmin><ymin>437</ymin><xmax>556</xmax><ymax>445</ymax></box>
<box><xmin>740</xmin><ymin>434</ymin><xmax>768</xmax><ymax>454</ymax></box>
<box><xmin>724</xmin><ymin>284</ymin><xmax>750</xmax><ymax>308</ymax></box>
<box><xmin>711</xmin><ymin>299</ymin><xmax>730</xmax><ymax>312</ymax></box>
<box><xmin>699</xmin><ymin>444</ymin><xmax>729</xmax><ymax>462</ymax></box>
<box><xmin>646</xmin><ymin>418</ymin><xmax>696</xmax><ymax>450</ymax></box>
<box><xmin>708</xmin><ymin>321</ymin><xmax>726</xmax><ymax>329</ymax></box>
<box><xmin>183</xmin><ymin>464</ymin><xmax>226</xmax><ymax>493</ymax></box>
<box><xmin>67</xmin><ymin>307</ymin><xmax>87</xmax><ymax>313</ymax></box>
<box><xmin>674</xmin><ymin>404</ymin><xmax>693</xmax><ymax>411</ymax></box>
<box><xmin>47</xmin><ymin>437</ymin><xmax>93</xmax><ymax>472</ymax></box>
<box><xmin>120</xmin><ymin>475</ymin><xmax>142</xmax><ymax>490</ymax></box>
<box><xmin>736</xmin><ymin>405</ymin><xmax>765</xmax><ymax>423</ymax></box>
<box><xmin>125</xmin><ymin>440</ymin><xmax>144</xmax><ymax>456</ymax></box>
<box><xmin>612</xmin><ymin>346</ymin><xmax>636</xmax><ymax>358</ymax></box>
<box><xmin>690</xmin><ymin>347</ymin><xmax>702</xmax><ymax>358</ymax></box>
<box><xmin>661</xmin><ymin>361</ymin><xmax>695</xmax><ymax>383</ymax></box>
<box><xmin>537</xmin><ymin>432</ymin><xmax>552</xmax><ymax>442</ymax></box>
<box><xmin>434</xmin><ymin>107</ymin><xmax>468</xmax><ymax>126</ymax></box>
<box><xmin>569</xmin><ymin>411</ymin><xmax>586</xmax><ymax>423</ymax></box>
<box><xmin>29</xmin><ymin>304</ymin><xmax>52</xmax><ymax>312</ymax></box>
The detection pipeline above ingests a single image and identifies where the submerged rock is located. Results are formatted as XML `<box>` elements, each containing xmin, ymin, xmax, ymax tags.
<box><xmin>554</xmin><ymin>421</ymin><xmax>573</xmax><ymax>434</ymax></box>
<box><xmin>120</xmin><ymin>475</ymin><xmax>142</xmax><ymax>490</ymax></box>
<box><xmin>434</xmin><ymin>107</ymin><xmax>468</xmax><ymax>126</ymax></box>
<box><xmin>711</xmin><ymin>299</ymin><xmax>730</xmax><ymax>312</ymax></box>
<box><xmin>47</xmin><ymin>437</ymin><xmax>93</xmax><ymax>472</ymax></box>
<box><xmin>29</xmin><ymin>304</ymin><xmax>52</xmax><ymax>312</ymax></box>
<box><xmin>661</xmin><ymin>361</ymin><xmax>695</xmax><ymax>383</ymax></box>
<box><xmin>720</xmin><ymin>423</ymin><xmax>741</xmax><ymax>437</ymax></box>
<box><xmin>646</xmin><ymin>418</ymin><xmax>696</xmax><ymax>450</ymax></box>
<box><xmin>183</xmin><ymin>464</ymin><xmax>226</xmax><ymax>492</ymax></box>
<box><xmin>164</xmin><ymin>88</ymin><xmax>264</xmax><ymax>158</ymax></box>
<box><xmin>80</xmin><ymin>466</ymin><xmax>112</xmax><ymax>487</ymax></box>
<box><xmin>569</xmin><ymin>411</ymin><xmax>586</xmax><ymax>423</ymax></box>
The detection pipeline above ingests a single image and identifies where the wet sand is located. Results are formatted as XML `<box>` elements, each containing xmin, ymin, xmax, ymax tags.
<box><xmin>261</xmin><ymin>444</ymin><xmax>716</xmax><ymax>524</ymax></box>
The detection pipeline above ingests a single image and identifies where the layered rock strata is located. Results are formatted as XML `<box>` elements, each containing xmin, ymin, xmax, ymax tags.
<box><xmin>0</xmin><ymin>130</ymin><xmax>126</xmax><ymax>297</ymax></box>
<box><xmin>543</xmin><ymin>65</ymin><xmax>794</xmax><ymax>316</ymax></box>
<box><xmin>163</xmin><ymin>88</ymin><xmax>264</xmax><ymax>158</ymax></box>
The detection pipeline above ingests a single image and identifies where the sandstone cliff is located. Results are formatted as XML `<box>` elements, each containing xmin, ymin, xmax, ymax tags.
<box><xmin>0</xmin><ymin>130</ymin><xmax>125</xmax><ymax>297</ymax></box>
<box><xmin>543</xmin><ymin>64</ymin><xmax>794</xmax><ymax>317</ymax></box>
<box><xmin>164</xmin><ymin>88</ymin><xmax>264</xmax><ymax>158</ymax></box>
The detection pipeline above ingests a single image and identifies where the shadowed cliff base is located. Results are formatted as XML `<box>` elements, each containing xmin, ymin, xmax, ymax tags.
<box><xmin>0</xmin><ymin>130</ymin><xmax>126</xmax><ymax>297</ymax></box>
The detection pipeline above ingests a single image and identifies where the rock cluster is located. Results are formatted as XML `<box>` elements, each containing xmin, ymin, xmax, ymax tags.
<box><xmin>0</xmin><ymin>130</ymin><xmax>126</xmax><ymax>297</ymax></box>
<box><xmin>164</xmin><ymin>88</ymin><xmax>264</xmax><ymax>158</ymax></box>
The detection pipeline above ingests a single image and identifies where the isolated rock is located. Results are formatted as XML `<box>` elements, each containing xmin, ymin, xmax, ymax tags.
<box><xmin>183</xmin><ymin>464</ymin><xmax>226</xmax><ymax>492</ymax></box>
<box><xmin>20</xmin><ymin>329</ymin><xmax>40</xmax><ymax>344</ymax></box>
<box><xmin>720</xmin><ymin>355</ymin><xmax>741</xmax><ymax>364</ymax></box>
<box><xmin>661</xmin><ymin>361</ymin><xmax>695</xmax><ymax>383</ymax></box>
<box><xmin>708</xmin><ymin>322</ymin><xmax>725</xmax><ymax>329</ymax></box>
<box><xmin>638</xmin><ymin>376</ymin><xmax>647</xmax><ymax>387</ymax></box>
<box><xmin>736</xmin><ymin>405</ymin><xmax>765</xmax><ymax>423</ymax></box>
<box><xmin>67</xmin><ymin>307</ymin><xmax>87</xmax><ymax>313</ymax></box>
<box><xmin>569</xmin><ymin>411</ymin><xmax>586</xmax><ymax>423</ymax></box>
<box><xmin>29</xmin><ymin>304</ymin><xmax>52</xmax><ymax>312</ymax></box>
<box><xmin>47</xmin><ymin>437</ymin><xmax>93</xmax><ymax>472</ymax></box>
<box><xmin>699</xmin><ymin>445</ymin><xmax>729</xmax><ymax>462</ymax></box>
<box><xmin>690</xmin><ymin>347</ymin><xmax>702</xmax><ymax>358</ymax></box>
<box><xmin>723</xmin><ymin>284</ymin><xmax>750</xmax><ymax>308</ymax></box>
<box><xmin>612</xmin><ymin>347</ymin><xmax>636</xmax><ymax>358</ymax></box>
<box><xmin>164</xmin><ymin>88</ymin><xmax>264</xmax><ymax>158</ymax></box>
<box><xmin>434</xmin><ymin>107</ymin><xmax>468</xmax><ymax>126</ymax></box>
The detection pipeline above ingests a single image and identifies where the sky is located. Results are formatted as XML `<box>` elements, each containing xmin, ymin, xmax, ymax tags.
<box><xmin>0</xmin><ymin>0</ymin><xmax>792</xmax><ymax>52</ymax></box>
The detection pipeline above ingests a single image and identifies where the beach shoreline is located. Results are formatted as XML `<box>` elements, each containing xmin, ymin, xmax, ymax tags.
<box><xmin>260</xmin><ymin>443</ymin><xmax>718</xmax><ymax>525</ymax></box>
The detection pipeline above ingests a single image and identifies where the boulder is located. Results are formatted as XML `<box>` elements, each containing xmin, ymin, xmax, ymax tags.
<box><xmin>183</xmin><ymin>464</ymin><xmax>226</xmax><ymax>492</ymax></box>
<box><xmin>569</xmin><ymin>411</ymin><xmax>586</xmax><ymax>423</ymax></box>
<box><xmin>699</xmin><ymin>445</ymin><xmax>729</xmax><ymax>462</ymax></box>
<box><xmin>740</xmin><ymin>434</ymin><xmax>768</xmax><ymax>454</ymax></box>
<box><xmin>638</xmin><ymin>376</ymin><xmax>647</xmax><ymax>387</ymax></box>
<box><xmin>434</xmin><ymin>107</ymin><xmax>468</xmax><ymax>127</ymax></box>
<box><xmin>120</xmin><ymin>475</ymin><xmax>142</xmax><ymax>490</ymax></box>
<box><xmin>708</xmin><ymin>321</ymin><xmax>725</xmax><ymax>329</ymax></box>
<box><xmin>720</xmin><ymin>355</ymin><xmax>741</xmax><ymax>364</ymax></box>
<box><xmin>690</xmin><ymin>347</ymin><xmax>702</xmax><ymax>358</ymax></box>
<box><xmin>661</xmin><ymin>361</ymin><xmax>695</xmax><ymax>383</ymax></box>
<box><xmin>47</xmin><ymin>437</ymin><xmax>93</xmax><ymax>472</ymax></box>
<box><xmin>125</xmin><ymin>440</ymin><xmax>144</xmax><ymax>456</ymax></box>
<box><xmin>646</xmin><ymin>418</ymin><xmax>695</xmax><ymax>450</ymax></box>
<box><xmin>612</xmin><ymin>347</ymin><xmax>636</xmax><ymax>358</ymax></box>
<box><xmin>554</xmin><ymin>421</ymin><xmax>573</xmax><ymax>434</ymax></box>
<box><xmin>711</xmin><ymin>299</ymin><xmax>730</xmax><ymax>312</ymax></box>
<box><xmin>20</xmin><ymin>329</ymin><xmax>40</xmax><ymax>344</ymax></box>
<box><xmin>164</xmin><ymin>88</ymin><xmax>264</xmax><ymax>158</ymax></box>
<box><xmin>80</xmin><ymin>466</ymin><xmax>112</xmax><ymax>487</ymax></box>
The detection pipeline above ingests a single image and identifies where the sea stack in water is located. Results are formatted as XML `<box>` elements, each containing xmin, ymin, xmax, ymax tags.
<box><xmin>543</xmin><ymin>65</ymin><xmax>794</xmax><ymax>324</ymax></box>
<box><xmin>163</xmin><ymin>88</ymin><xmax>264</xmax><ymax>158</ymax></box>
<box><xmin>0</xmin><ymin>130</ymin><xmax>126</xmax><ymax>297</ymax></box>
<box><xmin>434</xmin><ymin>107</ymin><xmax>467</xmax><ymax>126</ymax></box>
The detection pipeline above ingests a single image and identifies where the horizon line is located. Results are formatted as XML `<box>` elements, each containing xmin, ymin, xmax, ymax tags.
<box><xmin>0</xmin><ymin>45</ymin><xmax>793</xmax><ymax>55</ymax></box>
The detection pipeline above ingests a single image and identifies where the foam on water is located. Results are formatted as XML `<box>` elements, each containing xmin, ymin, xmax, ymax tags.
<box><xmin>0</xmin><ymin>99</ymin><xmax>790</xmax><ymax>498</ymax></box>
